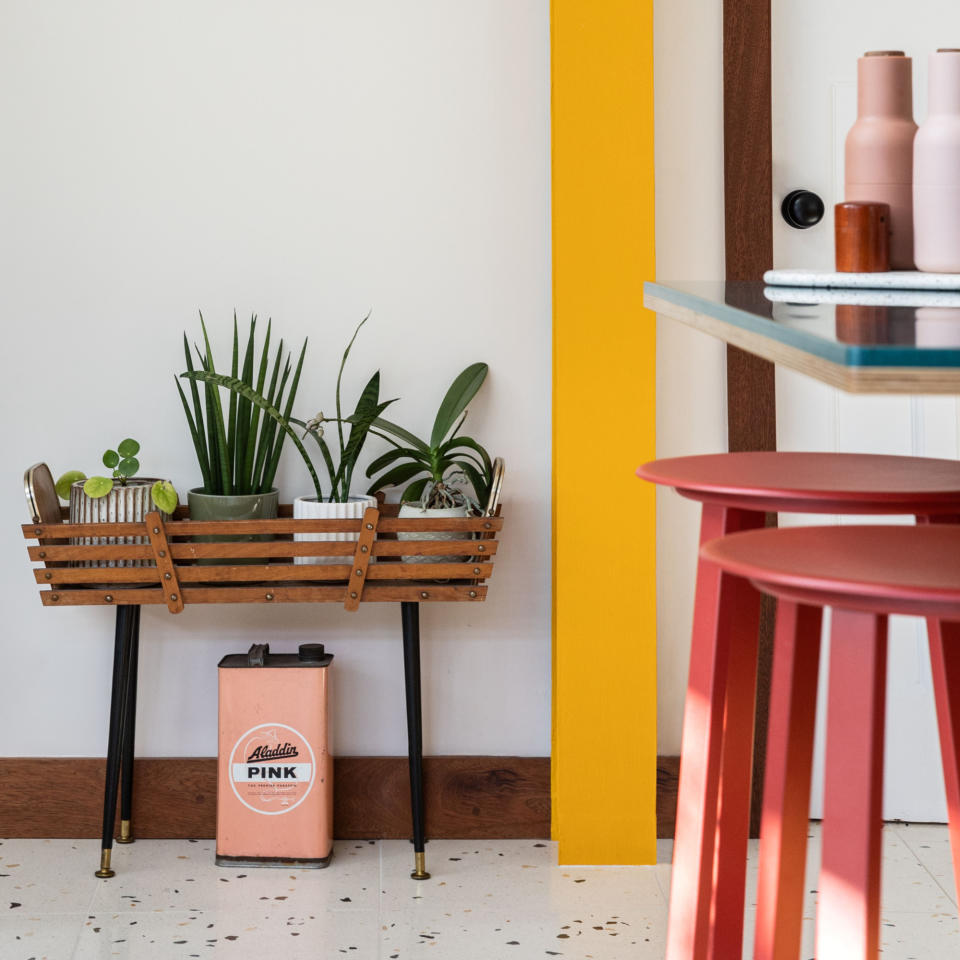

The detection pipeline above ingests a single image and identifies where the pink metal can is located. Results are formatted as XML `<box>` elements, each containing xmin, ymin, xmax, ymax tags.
<box><xmin>217</xmin><ymin>643</ymin><xmax>333</xmax><ymax>868</ymax></box>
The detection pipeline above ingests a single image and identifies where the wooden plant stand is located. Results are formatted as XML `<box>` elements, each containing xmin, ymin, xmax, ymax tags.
<box><xmin>22</xmin><ymin>501</ymin><xmax>503</xmax><ymax>880</ymax></box>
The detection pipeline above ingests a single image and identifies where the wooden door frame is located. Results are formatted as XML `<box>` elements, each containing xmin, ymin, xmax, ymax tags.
<box><xmin>723</xmin><ymin>0</ymin><xmax>776</xmax><ymax>835</ymax></box>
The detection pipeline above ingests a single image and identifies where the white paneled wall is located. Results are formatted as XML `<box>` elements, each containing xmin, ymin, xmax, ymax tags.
<box><xmin>0</xmin><ymin>2</ymin><xmax>551</xmax><ymax>758</ymax></box>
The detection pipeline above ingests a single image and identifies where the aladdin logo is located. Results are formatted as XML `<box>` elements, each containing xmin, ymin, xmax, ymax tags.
<box><xmin>229</xmin><ymin>723</ymin><xmax>317</xmax><ymax>815</ymax></box>
<box><xmin>246</xmin><ymin>742</ymin><xmax>299</xmax><ymax>762</ymax></box>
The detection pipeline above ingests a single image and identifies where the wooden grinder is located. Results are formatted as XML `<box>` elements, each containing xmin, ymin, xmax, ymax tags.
<box><xmin>835</xmin><ymin>201</ymin><xmax>891</xmax><ymax>272</ymax></box>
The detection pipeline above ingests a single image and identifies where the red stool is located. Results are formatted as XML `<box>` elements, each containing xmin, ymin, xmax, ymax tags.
<box><xmin>636</xmin><ymin>452</ymin><xmax>960</xmax><ymax>960</ymax></box>
<box><xmin>702</xmin><ymin>524</ymin><xmax>960</xmax><ymax>960</ymax></box>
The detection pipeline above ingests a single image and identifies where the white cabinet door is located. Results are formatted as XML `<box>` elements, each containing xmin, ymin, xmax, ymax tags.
<box><xmin>771</xmin><ymin>2</ymin><xmax>960</xmax><ymax>820</ymax></box>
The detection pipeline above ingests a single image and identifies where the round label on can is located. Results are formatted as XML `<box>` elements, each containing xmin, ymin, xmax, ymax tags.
<box><xmin>228</xmin><ymin>722</ymin><xmax>316</xmax><ymax>815</ymax></box>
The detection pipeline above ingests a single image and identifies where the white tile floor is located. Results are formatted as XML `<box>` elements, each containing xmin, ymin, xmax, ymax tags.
<box><xmin>0</xmin><ymin>824</ymin><xmax>955</xmax><ymax>959</ymax></box>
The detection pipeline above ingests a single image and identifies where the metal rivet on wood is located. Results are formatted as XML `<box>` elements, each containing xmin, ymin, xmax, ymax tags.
<box><xmin>44</xmin><ymin>572</ymin><xmax>52</xmax><ymax>580</ymax></box>
<box><xmin>144</xmin><ymin>512</ymin><xmax>183</xmax><ymax>615</ymax></box>
<box><xmin>34</xmin><ymin>527</ymin><xmax>43</xmax><ymax>536</ymax></box>
<box><xmin>469</xmin><ymin>591</ymin><xmax>477</xmax><ymax>598</ymax></box>
<box><xmin>473</xmin><ymin>567</ymin><xmax>481</xmax><ymax>575</ymax></box>
<box><xmin>265</xmin><ymin>593</ymin><xmax>274</xmax><ymax>601</ymax></box>
<box><xmin>105</xmin><ymin>595</ymin><xmax>113</xmax><ymax>603</ymax></box>
<box><xmin>344</xmin><ymin>506</ymin><xmax>379</xmax><ymax>613</ymax></box>
<box><xmin>477</xmin><ymin>545</ymin><xmax>485</xmax><ymax>552</ymax></box>
<box><xmin>50</xmin><ymin>593</ymin><xmax>59</xmax><ymax>601</ymax></box>
<box><xmin>38</xmin><ymin>551</ymin><xmax>46</xmax><ymax>559</ymax></box>
<box><xmin>421</xmin><ymin>591</ymin><xmax>429</xmax><ymax>599</ymax></box>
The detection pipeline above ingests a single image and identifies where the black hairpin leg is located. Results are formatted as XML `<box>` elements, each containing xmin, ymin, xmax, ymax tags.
<box><xmin>95</xmin><ymin>605</ymin><xmax>136</xmax><ymax>878</ymax></box>
<box><xmin>116</xmin><ymin>605</ymin><xmax>141</xmax><ymax>846</ymax></box>
<box><xmin>401</xmin><ymin>601</ymin><xmax>430</xmax><ymax>880</ymax></box>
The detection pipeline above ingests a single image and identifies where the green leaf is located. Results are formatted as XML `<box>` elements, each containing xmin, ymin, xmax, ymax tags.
<box><xmin>226</xmin><ymin>311</ymin><xmax>239</xmax><ymax>489</ymax></box>
<box><xmin>335</xmin><ymin>371</ymin><xmax>387</xmax><ymax>495</ymax></box>
<box><xmin>117</xmin><ymin>457</ymin><xmax>139</xmax><ymax>478</ymax></box>
<box><xmin>241</xmin><ymin>318</ymin><xmax>271</xmax><ymax>495</ymax></box>
<box><xmin>251</xmin><ymin>337</ymin><xmax>285</xmax><ymax>494</ymax></box>
<box><xmin>366</xmin><ymin>460</ymin><xmax>426</xmax><ymax>494</ymax></box>
<box><xmin>399</xmin><ymin>477</ymin><xmax>429</xmax><ymax>503</ymax></box>
<box><xmin>440</xmin><ymin>436</ymin><xmax>493</xmax><ymax>477</ymax></box>
<box><xmin>335</xmin><ymin>313</ymin><xmax>371</xmax><ymax>457</ymax></box>
<box><xmin>182</xmin><ymin>334</ymin><xmax>211</xmax><ymax>491</ymax></box>
<box><xmin>174</xmin><ymin>377</ymin><xmax>212</xmax><ymax>493</ymax></box>
<box><xmin>117</xmin><ymin>438</ymin><xmax>140</xmax><ymax>458</ymax></box>
<box><xmin>369</xmin><ymin>417</ymin><xmax>429</xmax><ymax>454</ymax></box>
<box><xmin>365</xmin><ymin>447</ymin><xmax>429</xmax><ymax>477</ymax></box>
<box><xmin>102</xmin><ymin>449</ymin><xmax>120</xmax><ymax>469</ymax></box>
<box><xmin>430</xmin><ymin>362</ymin><xmax>488</xmax><ymax>449</ymax></box>
<box><xmin>263</xmin><ymin>337</ymin><xmax>307</xmax><ymax>492</ymax></box>
<box><xmin>200</xmin><ymin>313</ymin><xmax>232</xmax><ymax>494</ymax></box>
<box><xmin>454</xmin><ymin>461</ymin><xmax>489</xmax><ymax>505</ymax></box>
<box><xmin>234</xmin><ymin>315</ymin><xmax>257</xmax><ymax>494</ymax></box>
<box><xmin>83</xmin><ymin>476</ymin><xmax>114</xmax><ymax>498</ymax></box>
<box><xmin>183</xmin><ymin>370</ymin><xmax>324</xmax><ymax>501</ymax></box>
<box><xmin>151</xmin><ymin>480</ymin><xmax>179</xmax><ymax>515</ymax></box>
<box><xmin>55</xmin><ymin>470</ymin><xmax>86</xmax><ymax>501</ymax></box>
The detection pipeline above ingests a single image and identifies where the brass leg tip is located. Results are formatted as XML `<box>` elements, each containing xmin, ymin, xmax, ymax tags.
<box><xmin>410</xmin><ymin>851</ymin><xmax>430</xmax><ymax>880</ymax></box>
<box><xmin>95</xmin><ymin>849</ymin><xmax>114</xmax><ymax>878</ymax></box>
<box><xmin>116</xmin><ymin>820</ymin><xmax>134</xmax><ymax>844</ymax></box>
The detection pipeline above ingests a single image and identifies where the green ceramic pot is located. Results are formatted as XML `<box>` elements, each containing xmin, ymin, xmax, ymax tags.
<box><xmin>187</xmin><ymin>488</ymin><xmax>279</xmax><ymax>564</ymax></box>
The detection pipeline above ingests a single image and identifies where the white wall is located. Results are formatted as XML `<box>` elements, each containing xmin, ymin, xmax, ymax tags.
<box><xmin>0</xmin><ymin>2</ymin><xmax>552</xmax><ymax>758</ymax></box>
<box><xmin>653</xmin><ymin>0</ymin><xmax>728</xmax><ymax>754</ymax></box>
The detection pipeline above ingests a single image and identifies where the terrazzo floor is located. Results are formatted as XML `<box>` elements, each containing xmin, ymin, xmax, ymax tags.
<box><xmin>0</xmin><ymin>824</ymin><xmax>956</xmax><ymax>959</ymax></box>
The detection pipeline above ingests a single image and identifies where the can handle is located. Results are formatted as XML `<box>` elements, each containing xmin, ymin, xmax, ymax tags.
<box><xmin>247</xmin><ymin>643</ymin><xmax>270</xmax><ymax>666</ymax></box>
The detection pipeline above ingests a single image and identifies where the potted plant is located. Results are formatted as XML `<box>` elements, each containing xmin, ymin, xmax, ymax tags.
<box><xmin>364</xmin><ymin>362</ymin><xmax>493</xmax><ymax>563</ymax></box>
<box><xmin>288</xmin><ymin>316</ymin><xmax>397</xmax><ymax>564</ymax></box>
<box><xmin>175</xmin><ymin>312</ymin><xmax>316</xmax><ymax>527</ymax></box>
<box><xmin>56</xmin><ymin>439</ymin><xmax>179</xmax><ymax>568</ymax></box>
<box><xmin>183</xmin><ymin>316</ymin><xmax>394</xmax><ymax>565</ymax></box>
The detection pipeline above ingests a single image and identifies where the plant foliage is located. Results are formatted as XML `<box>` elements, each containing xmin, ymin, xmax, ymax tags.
<box><xmin>364</xmin><ymin>362</ymin><xmax>493</xmax><ymax>509</ymax></box>
<box><xmin>55</xmin><ymin>438</ymin><xmax>179</xmax><ymax>512</ymax></box>
<box><xmin>176</xmin><ymin>312</ymin><xmax>307</xmax><ymax>497</ymax></box>
<box><xmin>290</xmin><ymin>314</ymin><xmax>397</xmax><ymax>503</ymax></box>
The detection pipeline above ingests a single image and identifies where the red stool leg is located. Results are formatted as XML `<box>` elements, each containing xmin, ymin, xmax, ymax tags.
<box><xmin>928</xmin><ymin>618</ymin><xmax>960</xmax><ymax>905</ymax></box>
<box><xmin>817</xmin><ymin>609</ymin><xmax>888</xmax><ymax>960</ymax></box>
<box><xmin>707</xmin><ymin>556</ymin><xmax>765</xmax><ymax>959</ymax></box>
<box><xmin>666</xmin><ymin>503</ymin><xmax>763</xmax><ymax>960</ymax></box>
<box><xmin>753</xmin><ymin>600</ymin><xmax>822</xmax><ymax>960</ymax></box>
<box><xmin>918</xmin><ymin>515</ymin><xmax>960</xmax><ymax>906</ymax></box>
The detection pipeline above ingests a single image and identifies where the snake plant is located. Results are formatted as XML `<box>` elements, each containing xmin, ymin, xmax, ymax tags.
<box><xmin>176</xmin><ymin>313</ymin><xmax>309</xmax><ymax>497</ymax></box>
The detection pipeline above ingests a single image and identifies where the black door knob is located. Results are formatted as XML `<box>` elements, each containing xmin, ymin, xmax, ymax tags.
<box><xmin>781</xmin><ymin>189</ymin><xmax>825</xmax><ymax>229</ymax></box>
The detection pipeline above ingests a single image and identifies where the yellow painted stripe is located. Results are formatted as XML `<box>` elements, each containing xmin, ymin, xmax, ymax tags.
<box><xmin>551</xmin><ymin>0</ymin><xmax>657</xmax><ymax>864</ymax></box>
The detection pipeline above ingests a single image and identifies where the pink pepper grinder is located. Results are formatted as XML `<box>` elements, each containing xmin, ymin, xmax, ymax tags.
<box><xmin>845</xmin><ymin>51</ymin><xmax>917</xmax><ymax>269</ymax></box>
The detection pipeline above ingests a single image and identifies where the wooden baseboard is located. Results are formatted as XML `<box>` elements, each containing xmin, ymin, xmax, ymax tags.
<box><xmin>0</xmin><ymin>756</ymin><xmax>680</xmax><ymax>840</ymax></box>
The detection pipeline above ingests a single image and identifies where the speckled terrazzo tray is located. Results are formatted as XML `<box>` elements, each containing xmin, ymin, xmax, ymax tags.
<box><xmin>764</xmin><ymin>268</ymin><xmax>960</xmax><ymax>291</ymax></box>
<box><xmin>763</xmin><ymin>286</ymin><xmax>960</xmax><ymax>307</ymax></box>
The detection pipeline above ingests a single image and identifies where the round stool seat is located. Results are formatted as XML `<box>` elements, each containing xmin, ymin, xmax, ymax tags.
<box><xmin>637</xmin><ymin>451</ymin><xmax>960</xmax><ymax>514</ymax></box>
<box><xmin>702</xmin><ymin>524</ymin><xmax>960</xmax><ymax>618</ymax></box>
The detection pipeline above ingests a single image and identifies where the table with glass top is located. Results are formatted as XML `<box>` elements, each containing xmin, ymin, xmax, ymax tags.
<box><xmin>645</xmin><ymin>281</ymin><xmax>960</xmax><ymax>393</ymax></box>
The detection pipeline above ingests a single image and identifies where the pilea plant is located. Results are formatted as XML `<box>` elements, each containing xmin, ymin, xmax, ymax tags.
<box><xmin>55</xmin><ymin>439</ymin><xmax>179</xmax><ymax>514</ymax></box>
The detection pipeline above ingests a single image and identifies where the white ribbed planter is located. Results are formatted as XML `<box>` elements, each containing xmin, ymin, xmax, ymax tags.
<box><xmin>397</xmin><ymin>503</ymin><xmax>473</xmax><ymax>564</ymax></box>
<box><xmin>69</xmin><ymin>478</ymin><xmax>167</xmax><ymax>568</ymax></box>
<box><xmin>293</xmin><ymin>495</ymin><xmax>377</xmax><ymax>565</ymax></box>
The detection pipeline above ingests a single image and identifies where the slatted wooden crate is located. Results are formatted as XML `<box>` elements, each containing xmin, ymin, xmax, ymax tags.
<box><xmin>23</xmin><ymin>502</ymin><xmax>503</xmax><ymax>613</ymax></box>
